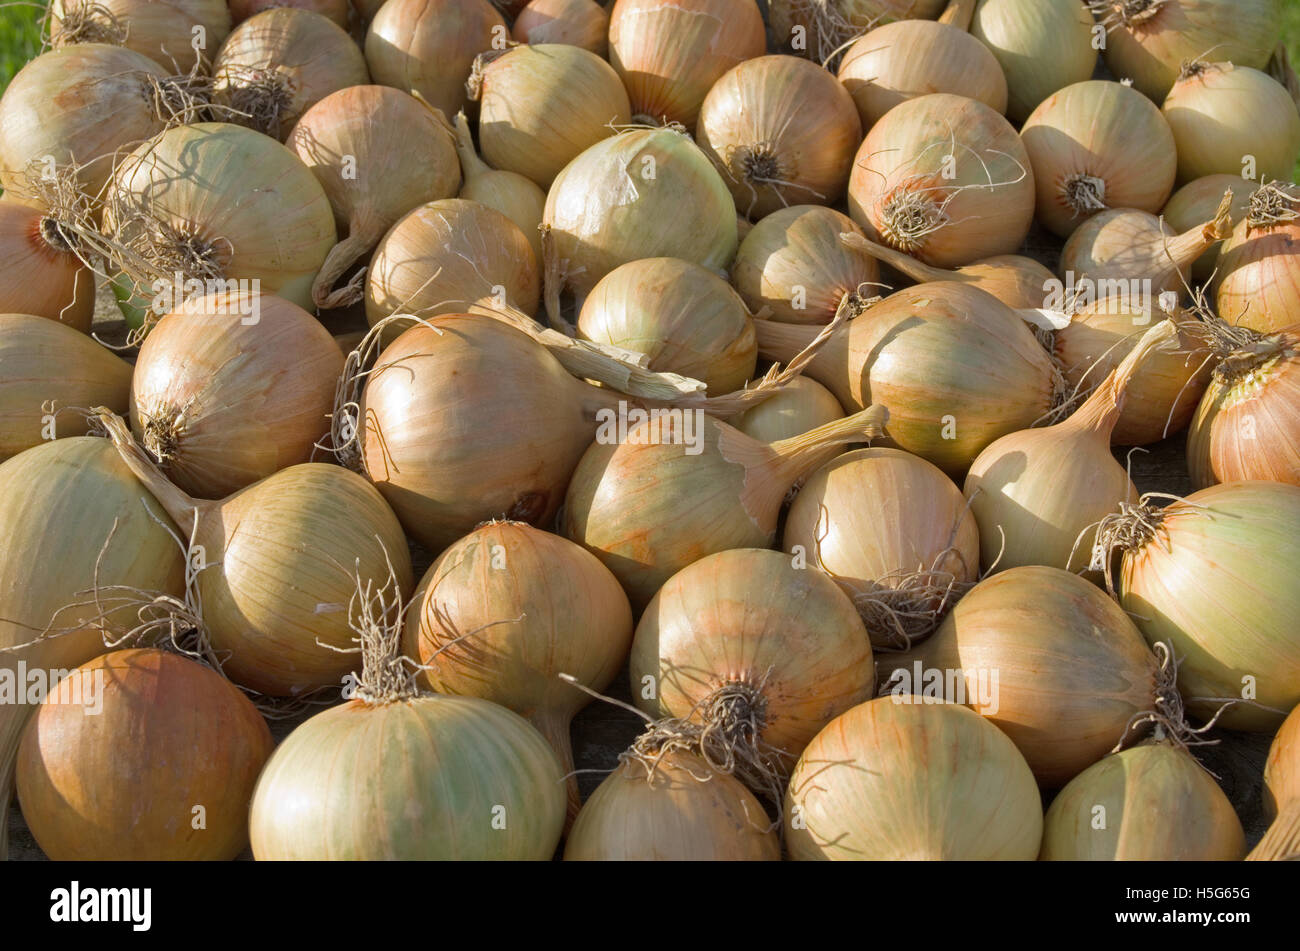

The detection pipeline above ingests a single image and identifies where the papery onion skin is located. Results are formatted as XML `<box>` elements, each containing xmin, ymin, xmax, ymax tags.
<box><xmin>904</xmin><ymin>566</ymin><xmax>1161</xmax><ymax>787</ymax></box>
<box><xmin>577</xmin><ymin>257</ymin><xmax>756</xmax><ymax>395</ymax></box>
<box><xmin>732</xmin><ymin>376</ymin><xmax>844</xmax><ymax>443</ymax></box>
<box><xmin>249</xmin><ymin>694</ymin><xmax>566</xmax><ymax>859</ymax></box>
<box><xmin>1020</xmin><ymin>80</ymin><xmax>1177</xmax><ymax>239</ymax></box>
<box><xmin>451</xmin><ymin>112</ymin><xmax>547</xmax><ymax>266</ymax></box>
<box><xmin>697</xmin><ymin>54</ymin><xmax>862</xmax><ymax>221</ymax></box>
<box><xmin>0</xmin><ymin>202</ymin><xmax>94</xmax><ymax>332</ymax></box>
<box><xmin>51</xmin><ymin>0</ymin><xmax>232</xmax><ymax>72</ymax></box>
<box><xmin>784</xmin><ymin>698</ymin><xmax>1042</xmax><ymax>860</ymax></box>
<box><xmin>730</xmin><ymin>206</ymin><xmax>880</xmax><ymax>325</ymax></box>
<box><xmin>969</xmin><ymin>0</ymin><xmax>1096</xmax><ymax>123</ymax></box>
<box><xmin>513</xmin><ymin>0</ymin><xmax>609</xmax><ymax>58</ymax></box>
<box><xmin>230</xmin><ymin>0</ymin><xmax>348</xmax><ymax>27</ymax></box>
<box><xmin>1214</xmin><ymin>192</ymin><xmax>1300</xmax><ymax>336</ymax></box>
<box><xmin>565</xmin><ymin>751</ymin><xmax>780</xmax><ymax>860</ymax></box>
<box><xmin>0</xmin><ymin>314</ymin><xmax>132</xmax><ymax>461</ymax></box>
<box><xmin>837</xmin><ymin>20</ymin><xmax>1007</xmax><ymax>128</ymax></box>
<box><xmin>769</xmin><ymin>0</ymin><xmax>947</xmax><ymax>63</ymax></box>
<box><xmin>1163</xmin><ymin>175</ymin><xmax>1257</xmax><ymax>284</ymax></box>
<box><xmin>608</xmin><ymin>0</ymin><xmax>766</xmax><ymax>130</ymax></box>
<box><xmin>15</xmin><ymin>649</ymin><xmax>273</xmax><ymax>861</ymax></box>
<box><xmin>1117</xmin><ymin>480</ymin><xmax>1300</xmax><ymax>731</ymax></box>
<box><xmin>365</xmin><ymin>0</ymin><xmax>506</xmax><ymax>120</ymax></box>
<box><xmin>1040</xmin><ymin>743</ymin><xmax>1245</xmax><ymax>860</ymax></box>
<box><xmin>848</xmin><ymin>93</ymin><xmax>1035</xmax><ymax>269</ymax></box>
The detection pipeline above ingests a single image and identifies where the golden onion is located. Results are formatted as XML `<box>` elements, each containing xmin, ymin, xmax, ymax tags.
<box><xmin>0</xmin><ymin>201</ymin><xmax>94</xmax><ymax>332</ymax></box>
<box><xmin>50</xmin><ymin>0</ymin><xmax>232</xmax><ymax>72</ymax></box>
<box><xmin>451</xmin><ymin>113</ymin><xmax>547</xmax><ymax>267</ymax></box>
<box><xmin>513</xmin><ymin>0</ymin><xmax>609</xmax><ymax>55</ymax></box>
<box><xmin>731</xmin><ymin>376</ymin><xmax>843</xmax><ymax>443</ymax></box>
<box><xmin>1162</xmin><ymin>174</ymin><xmax>1258</xmax><ymax>284</ymax></box>
<box><xmin>1214</xmin><ymin>182</ymin><xmax>1300</xmax><ymax>335</ymax></box>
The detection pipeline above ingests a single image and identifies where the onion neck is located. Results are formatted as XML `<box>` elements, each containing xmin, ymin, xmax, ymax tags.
<box><xmin>1065</xmin><ymin>320</ymin><xmax>1177</xmax><ymax>436</ymax></box>
<box><xmin>1157</xmin><ymin>190</ymin><xmax>1235</xmax><ymax>277</ymax></box>
<box><xmin>94</xmin><ymin>409</ymin><xmax>202</xmax><ymax>529</ymax></box>
<box><xmin>451</xmin><ymin>111</ymin><xmax>492</xmax><ymax>182</ymax></box>
<box><xmin>312</xmin><ymin>214</ymin><xmax>385</xmax><ymax>311</ymax></box>
<box><xmin>1247</xmin><ymin>800</ymin><xmax>1300</xmax><ymax>861</ymax></box>
<box><xmin>768</xmin><ymin>404</ymin><xmax>889</xmax><ymax>484</ymax></box>
<box><xmin>754</xmin><ymin>318</ymin><xmax>821</xmax><ymax>365</ymax></box>
<box><xmin>937</xmin><ymin>0</ymin><xmax>976</xmax><ymax>30</ymax></box>
<box><xmin>840</xmin><ymin>231</ymin><xmax>953</xmax><ymax>285</ymax></box>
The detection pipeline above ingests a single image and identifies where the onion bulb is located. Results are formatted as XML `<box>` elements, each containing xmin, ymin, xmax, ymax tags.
<box><xmin>783</xmin><ymin>447</ymin><xmax>980</xmax><ymax>649</ymax></box>
<box><xmin>1040</xmin><ymin>741</ymin><xmax>1244</xmax><ymax>860</ymax></box>
<box><xmin>403</xmin><ymin>521</ymin><xmax>633</xmax><ymax>821</ymax></box>
<box><xmin>730</xmin><ymin>206</ymin><xmax>880</xmax><ymax>325</ymax></box>
<box><xmin>365</xmin><ymin>0</ymin><xmax>506</xmax><ymax>120</ymax></box>
<box><xmin>543</xmin><ymin>127</ymin><xmax>738</xmax><ymax>297</ymax></box>
<box><xmin>0</xmin><ymin>201</ymin><xmax>95</xmax><ymax>332</ymax></box>
<box><xmin>1214</xmin><ymin>182</ymin><xmax>1300</xmax><ymax>335</ymax></box>
<box><xmin>969</xmin><ymin>0</ymin><xmax>1097</xmax><ymax>122</ymax></box>
<box><xmin>563</xmin><ymin>405</ymin><xmax>889</xmax><ymax>608</ymax></box>
<box><xmin>784</xmin><ymin>698</ymin><xmax>1042</xmax><ymax>859</ymax></box>
<box><xmin>837</xmin><ymin>19</ymin><xmax>1007</xmax><ymax>128</ymax></box>
<box><xmin>577</xmin><ymin>257</ymin><xmax>756</xmax><ymax>395</ymax></box>
<box><xmin>451</xmin><ymin>113</ymin><xmax>547</xmax><ymax>266</ymax></box>
<box><xmin>0</xmin><ymin>314</ymin><xmax>132</xmax><ymax>462</ymax></box>
<box><xmin>754</xmin><ymin>282</ymin><xmax>1058</xmax><ymax>475</ymax></box>
<box><xmin>15</xmin><ymin>648</ymin><xmax>273</xmax><ymax>860</ymax></box>
<box><xmin>608</xmin><ymin>0</ymin><xmax>766</xmax><ymax>129</ymax></box>
<box><xmin>1021</xmin><ymin>80</ymin><xmax>1178</xmax><ymax>239</ymax></box>
<box><xmin>768</xmin><ymin>0</ymin><xmax>947</xmax><ymax>63</ymax></box>
<box><xmin>288</xmin><ymin>86</ymin><xmax>462</xmax><ymax>310</ymax></box>
<box><xmin>697</xmin><ymin>54</ymin><xmax>862</xmax><ymax>221</ymax></box>
<box><xmin>471</xmin><ymin>44</ymin><xmax>631</xmax><ymax>190</ymax></box>
<box><xmin>732</xmin><ymin>377</ymin><xmax>844</xmax><ymax>443</ymax></box>
<box><xmin>565</xmin><ymin>750</ymin><xmax>779</xmax><ymax>860</ymax></box>
<box><xmin>1162</xmin><ymin>174</ymin><xmax>1258</xmax><ymax>284</ymax></box>
<box><xmin>847</xmin><ymin>93</ymin><xmax>1035</xmax><ymax>269</ymax></box>
<box><xmin>230</xmin><ymin>0</ymin><xmax>348</xmax><ymax>27</ymax></box>
<box><xmin>964</xmin><ymin>321</ymin><xmax>1177</xmax><ymax>574</ymax></box>
<box><xmin>513</xmin><ymin>0</ymin><xmax>609</xmax><ymax>55</ymax></box>
<box><xmin>1251</xmin><ymin>703</ymin><xmax>1300</xmax><ymax>860</ymax></box>
<box><xmin>1094</xmin><ymin>479</ymin><xmax>1300</xmax><ymax>731</ymax></box>
<box><xmin>49</xmin><ymin>0</ymin><xmax>232</xmax><ymax>72</ymax></box>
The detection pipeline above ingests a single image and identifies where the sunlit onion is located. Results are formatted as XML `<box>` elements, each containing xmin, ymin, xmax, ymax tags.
<box><xmin>1214</xmin><ymin>182</ymin><xmax>1300</xmax><ymax>335</ymax></box>
<box><xmin>732</xmin><ymin>377</ymin><xmax>843</xmax><ymax>443</ymax></box>
<box><xmin>513</xmin><ymin>0</ymin><xmax>609</xmax><ymax>55</ymax></box>
<box><xmin>0</xmin><ymin>201</ymin><xmax>95</xmax><ymax>332</ymax></box>
<box><xmin>49</xmin><ymin>0</ymin><xmax>231</xmax><ymax>72</ymax></box>
<box><xmin>451</xmin><ymin>112</ymin><xmax>547</xmax><ymax>266</ymax></box>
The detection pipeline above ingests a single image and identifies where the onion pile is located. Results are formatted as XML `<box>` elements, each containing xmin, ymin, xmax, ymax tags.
<box><xmin>49</xmin><ymin>0</ymin><xmax>232</xmax><ymax>72</ymax></box>
<box><xmin>0</xmin><ymin>202</ymin><xmax>94</xmax><ymax>332</ymax></box>
<box><xmin>514</xmin><ymin>0</ymin><xmax>610</xmax><ymax>55</ymax></box>
<box><xmin>1214</xmin><ymin>182</ymin><xmax>1300</xmax><ymax>335</ymax></box>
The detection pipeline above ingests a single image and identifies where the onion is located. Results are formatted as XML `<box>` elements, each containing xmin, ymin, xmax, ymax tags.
<box><xmin>784</xmin><ymin>699</ymin><xmax>1042</xmax><ymax>859</ymax></box>
<box><xmin>1040</xmin><ymin>741</ymin><xmax>1245</xmax><ymax>860</ymax></box>
<box><xmin>0</xmin><ymin>437</ymin><xmax>186</xmax><ymax>858</ymax></box>
<box><xmin>403</xmin><ymin>520</ymin><xmax>633</xmax><ymax>821</ymax></box>
<box><xmin>451</xmin><ymin>113</ymin><xmax>547</xmax><ymax>266</ymax></box>
<box><xmin>514</xmin><ymin>0</ymin><xmax>608</xmax><ymax>55</ymax></box>
<box><xmin>1163</xmin><ymin>62</ymin><xmax>1300</xmax><ymax>186</ymax></box>
<box><xmin>837</xmin><ymin>20</ymin><xmax>1007</xmax><ymax>128</ymax></box>
<box><xmin>964</xmin><ymin>321</ymin><xmax>1177</xmax><ymax>574</ymax></box>
<box><xmin>0</xmin><ymin>201</ymin><xmax>95</xmax><ymax>332</ymax></box>
<box><xmin>364</xmin><ymin>198</ymin><xmax>540</xmax><ymax>330</ymax></box>
<box><xmin>754</xmin><ymin>282</ymin><xmax>1058</xmax><ymax>475</ymax></box>
<box><xmin>213</xmin><ymin>9</ymin><xmax>369</xmax><ymax>142</ymax></box>
<box><xmin>230</xmin><ymin>0</ymin><xmax>348</xmax><ymax>27</ymax></box>
<box><xmin>783</xmin><ymin>447</ymin><xmax>980</xmax><ymax>649</ymax></box>
<box><xmin>97</xmin><ymin>411</ymin><xmax>414</xmax><ymax>697</ymax></box>
<box><xmin>768</xmin><ymin>0</ymin><xmax>947</xmax><ymax>64</ymax></box>
<box><xmin>543</xmin><ymin>127</ymin><xmax>738</xmax><ymax>298</ymax></box>
<box><xmin>1093</xmin><ymin>480</ymin><xmax>1300</xmax><ymax>731</ymax></box>
<box><xmin>697</xmin><ymin>54</ymin><xmax>862</xmax><ymax>221</ymax></box>
<box><xmin>15</xmin><ymin>648</ymin><xmax>273</xmax><ymax>860</ymax></box>
<box><xmin>577</xmin><ymin>257</ymin><xmax>756</xmax><ymax>395</ymax></box>
<box><xmin>968</xmin><ymin>0</ymin><xmax>1097</xmax><ymax>122</ymax></box>
<box><xmin>50</xmin><ymin>0</ymin><xmax>232</xmax><ymax>72</ymax></box>
<box><xmin>1055</xmin><ymin>303</ymin><xmax>1213</xmax><ymax>447</ymax></box>
<box><xmin>129</xmin><ymin>292</ymin><xmax>343</xmax><ymax>499</ymax></box>
<box><xmin>732</xmin><ymin>377</ymin><xmax>844</xmax><ymax>443</ymax></box>
<box><xmin>288</xmin><ymin>85</ymin><xmax>462</xmax><ymax>310</ymax></box>
<box><xmin>730</xmin><ymin>206</ymin><xmax>880</xmax><ymax>325</ymax></box>
<box><xmin>563</xmin><ymin>404</ymin><xmax>889</xmax><ymax>609</ymax></box>
<box><xmin>470</xmin><ymin>44</ymin><xmax>631</xmax><ymax>190</ymax></box>
<box><xmin>0</xmin><ymin>315</ymin><xmax>132</xmax><ymax>461</ymax></box>
<box><xmin>250</xmin><ymin>594</ymin><xmax>566</xmax><ymax>860</ymax></box>
<box><xmin>565</xmin><ymin>750</ymin><xmax>780</xmax><ymax>860</ymax></box>
<box><xmin>1090</xmin><ymin>0</ymin><xmax>1282</xmax><ymax>103</ymax></box>
<box><xmin>365</xmin><ymin>0</ymin><xmax>506</xmax><ymax>120</ymax></box>
<box><xmin>103</xmin><ymin>122</ymin><xmax>336</xmax><ymax>317</ymax></box>
<box><xmin>1020</xmin><ymin>80</ymin><xmax>1178</xmax><ymax>239</ymax></box>
<box><xmin>608</xmin><ymin>0</ymin><xmax>766</xmax><ymax>129</ymax></box>
<box><xmin>1251</xmin><ymin>703</ymin><xmax>1300</xmax><ymax>860</ymax></box>
<box><xmin>1214</xmin><ymin>182</ymin><xmax>1300</xmax><ymax>335</ymax></box>
<box><xmin>1162</xmin><ymin>174</ymin><xmax>1258</xmax><ymax>284</ymax></box>
<box><xmin>629</xmin><ymin>548</ymin><xmax>875</xmax><ymax>791</ymax></box>
<box><xmin>847</xmin><ymin>93</ymin><xmax>1035</xmax><ymax>269</ymax></box>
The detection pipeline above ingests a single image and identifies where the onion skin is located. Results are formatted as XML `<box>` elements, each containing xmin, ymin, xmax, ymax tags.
<box><xmin>1117</xmin><ymin>481</ymin><xmax>1300</xmax><ymax>731</ymax></box>
<box><xmin>51</xmin><ymin>0</ymin><xmax>232</xmax><ymax>72</ymax></box>
<box><xmin>1251</xmin><ymin>704</ymin><xmax>1300</xmax><ymax>860</ymax></box>
<box><xmin>250</xmin><ymin>694</ymin><xmax>566</xmax><ymax>859</ymax></box>
<box><xmin>1162</xmin><ymin>175</ymin><xmax>1257</xmax><ymax>284</ymax></box>
<box><xmin>730</xmin><ymin>206</ymin><xmax>880</xmax><ymax>325</ymax></box>
<box><xmin>697</xmin><ymin>54</ymin><xmax>862</xmax><ymax>221</ymax></box>
<box><xmin>903</xmin><ymin>566</ymin><xmax>1161</xmax><ymax>787</ymax></box>
<box><xmin>365</xmin><ymin>0</ymin><xmax>506</xmax><ymax>120</ymax></box>
<box><xmin>784</xmin><ymin>699</ymin><xmax>1042</xmax><ymax>860</ymax></box>
<box><xmin>230</xmin><ymin>0</ymin><xmax>348</xmax><ymax>27</ymax></box>
<box><xmin>513</xmin><ymin>0</ymin><xmax>609</xmax><ymax>55</ymax></box>
<box><xmin>1214</xmin><ymin>201</ymin><xmax>1300</xmax><ymax>336</ymax></box>
<box><xmin>475</xmin><ymin>44</ymin><xmax>631</xmax><ymax>190</ymax></box>
<box><xmin>577</xmin><ymin>257</ymin><xmax>756</xmax><ymax>395</ymax></box>
<box><xmin>451</xmin><ymin>113</ymin><xmax>547</xmax><ymax>266</ymax></box>
<box><xmin>608</xmin><ymin>0</ymin><xmax>766</xmax><ymax>130</ymax></box>
<box><xmin>565</xmin><ymin>751</ymin><xmax>780</xmax><ymax>860</ymax></box>
<box><xmin>837</xmin><ymin>20</ymin><xmax>1007</xmax><ymax>128</ymax></box>
<box><xmin>630</xmin><ymin>548</ymin><xmax>875</xmax><ymax>762</ymax></box>
<box><xmin>0</xmin><ymin>314</ymin><xmax>132</xmax><ymax>462</ymax></box>
<box><xmin>848</xmin><ymin>93</ymin><xmax>1035</xmax><ymax>269</ymax></box>
<box><xmin>0</xmin><ymin>203</ymin><xmax>94</xmax><ymax>332</ymax></box>
<box><xmin>1020</xmin><ymin>81</ymin><xmax>1177</xmax><ymax>239</ymax></box>
<box><xmin>732</xmin><ymin>377</ymin><xmax>844</xmax><ymax>443</ymax></box>
<box><xmin>402</xmin><ymin>521</ymin><xmax>633</xmax><ymax>822</ymax></box>
<box><xmin>15</xmin><ymin>649</ymin><xmax>272</xmax><ymax>861</ymax></box>
<box><xmin>1040</xmin><ymin>743</ymin><xmax>1245</xmax><ymax>860</ymax></box>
